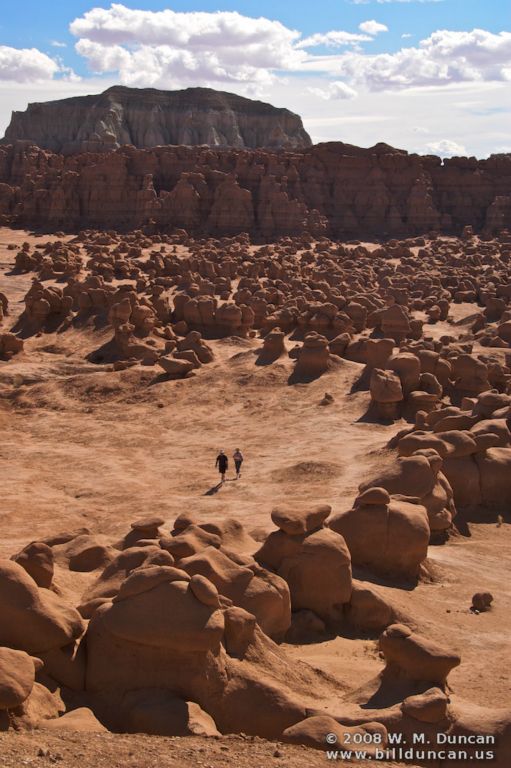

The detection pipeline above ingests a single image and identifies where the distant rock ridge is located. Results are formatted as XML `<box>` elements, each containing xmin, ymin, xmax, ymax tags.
<box><xmin>2</xmin><ymin>85</ymin><xmax>312</xmax><ymax>154</ymax></box>
<box><xmin>0</xmin><ymin>140</ymin><xmax>509</xmax><ymax>238</ymax></box>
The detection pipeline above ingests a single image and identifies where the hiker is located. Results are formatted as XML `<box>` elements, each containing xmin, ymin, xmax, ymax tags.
<box><xmin>215</xmin><ymin>450</ymin><xmax>228</xmax><ymax>483</ymax></box>
<box><xmin>233</xmin><ymin>448</ymin><xmax>244</xmax><ymax>479</ymax></box>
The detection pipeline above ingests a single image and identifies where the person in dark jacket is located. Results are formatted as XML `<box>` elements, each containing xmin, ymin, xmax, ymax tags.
<box><xmin>215</xmin><ymin>450</ymin><xmax>228</xmax><ymax>483</ymax></box>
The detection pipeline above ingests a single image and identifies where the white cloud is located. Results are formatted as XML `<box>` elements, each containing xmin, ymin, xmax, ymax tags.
<box><xmin>309</xmin><ymin>81</ymin><xmax>358</xmax><ymax>99</ymax></box>
<box><xmin>70</xmin><ymin>3</ymin><xmax>308</xmax><ymax>89</ymax></box>
<box><xmin>69</xmin><ymin>6</ymin><xmax>511</xmax><ymax>96</ymax></box>
<box><xmin>401</xmin><ymin>34</ymin><xmax>413</xmax><ymax>39</ymax></box>
<box><xmin>359</xmin><ymin>20</ymin><xmax>388</xmax><ymax>36</ymax></box>
<box><xmin>425</xmin><ymin>139</ymin><xmax>467</xmax><ymax>157</ymax></box>
<box><xmin>297</xmin><ymin>31</ymin><xmax>371</xmax><ymax>49</ymax></box>
<box><xmin>0</xmin><ymin>45</ymin><xmax>61</xmax><ymax>83</ymax></box>
<box><xmin>70</xmin><ymin>3</ymin><xmax>301</xmax><ymax>51</ymax></box>
<box><xmin>309</xmin><ymin>29</ymin><xmax>511</xmax><ymax>90</ymax></box>
<box><xmin>50</xmin><ymin>41</ymin><xmax>67</xmax><ymax>49</ymax></box>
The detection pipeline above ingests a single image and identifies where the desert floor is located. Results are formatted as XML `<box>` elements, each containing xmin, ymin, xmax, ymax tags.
<box><xmin>0</xmin><ymin>228</ymin><xmax>509</xmax><ymax>763</ymax></box>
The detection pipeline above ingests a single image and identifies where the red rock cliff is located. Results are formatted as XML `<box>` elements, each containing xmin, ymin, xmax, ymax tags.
<box><xmin>0</xmin><ymin>140</ymin><xmax>509</xmax><ymax>238</ymax></box>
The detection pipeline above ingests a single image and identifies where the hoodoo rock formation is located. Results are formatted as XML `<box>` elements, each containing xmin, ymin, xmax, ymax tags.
<box><xmin>2</xmin><ymin>86</ymin><xmax>312</xmax><ymax>154</ymax></box>
<box><xmin>0</xmin><ymin>140</ymin><xmax>509</xmax><ymax>237</ymax></box>
<box><xmin>1</xmin><ymin>152</ymin><xmax>511</xmax><ymax>762</ymax></box>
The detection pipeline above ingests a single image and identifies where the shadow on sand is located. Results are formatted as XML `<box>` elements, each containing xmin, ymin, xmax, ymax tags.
<box><xmin>204</xmin><ymin>482</ymin><xmax>223</xmax><ymax>496</ymax></box>
<box><xmin>203</xmin><ymin>479</ymin><xmax>238</xmax><ymax>496</ymax></box>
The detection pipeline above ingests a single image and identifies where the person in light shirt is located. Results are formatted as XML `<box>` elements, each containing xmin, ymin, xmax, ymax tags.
<box><xmin>233</xmin><ymin>448</ymin><xmax>244</xmax><ymax>480</ymax></box>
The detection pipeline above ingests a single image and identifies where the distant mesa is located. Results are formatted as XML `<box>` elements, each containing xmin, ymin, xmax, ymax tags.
<box><xmin>2</xmin><ymin>85</ymin><xmax>312</xmax><ymax>154</ymax></box>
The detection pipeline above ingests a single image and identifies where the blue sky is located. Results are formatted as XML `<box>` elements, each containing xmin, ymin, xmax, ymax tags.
<box><xmin>0</xmin><ymin>1</ymin><xmax>510</xmax><ymax>156</ymax></box>
<box><xmin>1</xmin><ymin>1</ymin><xmax>507</xmax><ymax>70</ymax></box>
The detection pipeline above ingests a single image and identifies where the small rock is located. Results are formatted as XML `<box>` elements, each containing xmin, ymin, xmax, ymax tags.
<box><xmin>471</xmin><ymin>592</ymin><xmax>493</xmax><ymax>612</ymax></box>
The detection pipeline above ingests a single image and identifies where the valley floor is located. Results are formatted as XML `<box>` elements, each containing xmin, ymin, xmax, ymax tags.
<box><xmin>0</xmin><ymin>228</ymin><xmax>509</xmax><ymax>761</ymax></box>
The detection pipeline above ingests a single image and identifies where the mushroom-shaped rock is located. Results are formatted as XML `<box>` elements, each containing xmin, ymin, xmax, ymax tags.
<box><xmin>370</xmin><ymin>368</ymin><xmax>403</xmax><ymax>420</ymax></box>
<box><xmin>379</xmin><ymin>624</ymin><xmax>460</xmax><ymax>684</ymax></box>
<box><xmin>131</xmin><ymin>517</ymin><xmax>165</xmax><ymax>537</ymax></box>
<box><xmin>257</xmin><ymin>327</ymin><xmax>286</xmax><ymax>364</ymax></box>
<box><xmin>255</xmin><ymin>527</ymin><xmax>352</xmax><ymax>622</ymax></box>
<box><xmin>329</xmin><ymin>495</ymin><xmax>429</xmax><ymax>581</ymax></box>
<box><xmin>177</xmin><ymin>331</ymin><xmax>214</xmax><ymax>364</ymax></box>
<box><xmin>271</xmin><ymin>504</ymin><xmax>331</xmax><ymax>536</ymax></box>
<box><xmin>294</xmin><ymin>332</ymin><xmax>331</xmax><ymax>379</ymax></box>
<box><xmin>354</xmin><ymin>487</ymin><xmax>390</xmax><ymax>507</ymax></box>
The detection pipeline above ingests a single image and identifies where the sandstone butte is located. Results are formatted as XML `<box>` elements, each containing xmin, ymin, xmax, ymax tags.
<box><xmin>0</xmin><ymin>138</ymin><xmax>509</xmax><ymax>238</ymax></box>
<box><xmin>1</xmin><ymin>85</ymin><xmax>312</xmax><ymax>154</ymax></box>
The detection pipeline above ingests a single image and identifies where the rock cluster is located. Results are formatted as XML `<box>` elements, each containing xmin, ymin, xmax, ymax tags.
<box><xmin>0</xmin><ymin>495</ymin><xmax>508</xmax><ymax>763</ymax></box>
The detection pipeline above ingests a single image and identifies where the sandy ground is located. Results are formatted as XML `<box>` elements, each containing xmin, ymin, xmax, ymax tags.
<box><xmin>0</xmin><ymin>228</ymin><xmax>510</xmax><ymax>757</ymax></box>
<box><xmin>0</xmin><ymin>730</ymin><xmax>420</xmax><ymax>768</ymax></box>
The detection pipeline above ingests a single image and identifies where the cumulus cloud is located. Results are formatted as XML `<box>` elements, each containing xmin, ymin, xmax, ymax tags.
<box><xmin>425</xmin><ymin>139</ymin><xmax>467</xmax><ymax>157</ymax></box>
<box><xmin>359</xmin><ymin>21</ymin><xmax>388</xmax><ymax>36</ymax></box>
<box><xmin>70</xmin><ymin>3</ymin><xmax>309</xmax><ymax>89</ymax></box>
<box><xmin>75</xmin><ymin>38</ymin><xmax>280</xmax><ymax>89</ymax></box>
<box><xmin>0</xmin><ymin>45</ymin><xmax>62</xmax><ymax>83</ymax></box>
<box><xmin>67</xmin><ymin>5</ymin><xmax>511</xmax><ymax>96</ymax></box>
<box><xmin>313</xmin><ymin>29</ymin><xmax>511</xmax><ymax>90</ymax></box>
<box><xmin>309</xmin><ymin>81</ymin><xmax>358</xmax><ymax>99</ymax></box>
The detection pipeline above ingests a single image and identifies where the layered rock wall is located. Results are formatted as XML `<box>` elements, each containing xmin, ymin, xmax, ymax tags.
<box><xmin>2</xmin><ymin>86</ymin><xmax>312</xmax><ymax>154</ymax></box>
<box><xmin>0</xmin><ymin>140</ymin><xmax>509</xmax><ymax>238</ymax></box>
